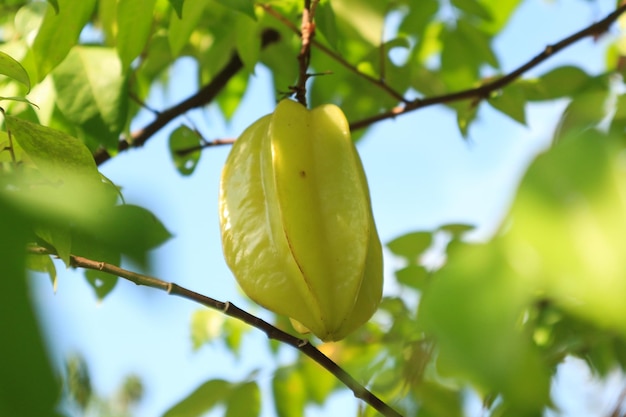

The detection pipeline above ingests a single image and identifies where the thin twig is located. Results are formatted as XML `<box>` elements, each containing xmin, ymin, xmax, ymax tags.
<box><xmin>175</xmin><ymin>138</ymin><xmax>235</xmax><ymax>156</ymax></box>
<box><xmin>349</xmin><ymin>3</ymin><xmax>626</xmax><ymax>131</ymax></box>
<box><xmin>93</xmin><ymin>29</ymin><xmax>281</xmax><ymax>166</ymax></box>
<box><xmin>29</xmin><ymin>247</ymin><xmax>403</xmax><ymax>417</ymax></box>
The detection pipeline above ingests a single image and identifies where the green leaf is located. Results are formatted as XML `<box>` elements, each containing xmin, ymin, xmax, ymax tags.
<box><xmin>85</xmin><ymin>269</ymin><xmax>118</xmax><ymax>300</ymax></box>
<box><xmin>438</xmin><ymin>223</ymin><xmax>474</xmax><ymax>236</ymax></box>
<box><xmin>26</xmin><ymin>253</ymin><xmax>57</xmax><ymax>289</ymax></box>
<box><xmin>520</xmin><ymin>66</ymin><xmax>590</xmax><ymax>101</ymax></box>
<box><xmin>168</xmin><ymin>0</ymin><xmax>207</xmax><ymax>56</ymax></box>
<box><xmin>455</xmin><ymin>99</ymin><xmax>480</xmax><ymax>137</ymax></box>
<box><xmin>300</xmin><ymin>358</ymin><xmax>337</xmax><ymax>405</ymax></box>
<box><xmin>190</xmin><ymin>309</ymin><xmax>225</xmax><ymax>350</ymax></box>
<box><xmin>71</xmin><ymin>230</ymin><xmax>122</xmax><ymax>300</ymax></box>
<box><xmin>214</xmin><ymin>0</ymin><xmax>255</xmax><ymax>20</ymax></box>
<box><xmin>331</xmin><ymin>0</ymin><xmax>386</xmax><ymax>47</ymax></box>
<box><xmin>162</xmin><ymin>379</ymin><xmax>232</xmax><ymax>417</ymax></box>
<box><xmin>31</xmin><ymin>0</ymin><xmax>96</xmax><ymax>81</ymax></box>
<box><xmin>0</xmin><ymin>50</ymin><xmax>31</xmax><ymax>92</ymax></box>
<box><xmin>35</xmin><ymin>223</ymin><xmax>72</xmax><ymax>265</ymax></box>
<box><xmin>225</xmin><ymin>382</ymin><xmax>260</xmax><ymax>417</ymax></box>
<box><xmin>488</xmin><ymin>83</ymin><xmax>527</xmax><ymax>125</ymax></box>
<box><xmin>117</xmin><ymin>0</ymin><xmax>157</xmax><ymax>71</ymax></box>
<box><xmin>416</xmin><ymin>382</ymin><xmax>463</xmax><ymax>417</ymax></box>
<box><xmin>387</xmin><ymin>231</ymin><xmax>432</xmax><ymax>263</ymax></box>
<box><xmin>168</xmin><ymin>0</ymin><xmax>185</xmax><ymax>18</ymax></box>
<box><xmin>508</xmin><ymin>130</ymin><xmax>626</xmax><ymax>334</ymax></box>
<box><xmin>52</xmin><ymin>46</ymin><xmax>128</xmax><ymax>151</ymax></box>
<box><xmin>554</xmin><ymin>88</ymin><xmax>609</xmax><ymax>142</ymax></box>
<box><xmin>315</xmin><ymin>0</ymin><xmax>339</xmax><ymax>49</ymax></box>
<box><xmin>419</xmin><ymin>241</ymin><xmax>550</xmax><ymax>412</ymax></box>
<box><xmin>93</xmin><ymin>204</ymin><xmax>172</xmax><ymax>263</ymax></box>
<box><xmin>0</xmin><ymin>198</ymin><xmax>60</xmax><ymax>417</ymax></box>
<box><xmin>4</xmin><ymin>114</ymin><xmax>101</xmax><ymax>183</ymax></box>
<box><xmin>479</xmin><ymin>0</ymin><xmax>522</xmax><ymax>34</ymax></box>
<box><xmin>217</xmin><ymin>71</ymin><xmax>249</xmax><ymax>120</ymax></box>
<box><xmin>451</xmin><ymin>0</ymin><xmax>493</xmax><ymax>21</ymax></box>
<box><xmin>395</xmin><ymin>264</ymin><xmax>429</xmax><ymax>290</ymax></box>
<box><xmin>47</xmin><ymin>0</ymin><xmax>59</xmax><ymax>13</ymax></box>
<box><xmin>235</xmin><ymin>14</ymin><xmax>261</xmax><ymax>73</ymax></box>
<box><xmin>272</xmin><ymin>367</ymin><xmax>306</xmax><ymax>417</ymax></box>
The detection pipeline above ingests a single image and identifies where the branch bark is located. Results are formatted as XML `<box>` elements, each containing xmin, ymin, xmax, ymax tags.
<box><xmin>30</xmin><ymin>247</ymin><xmax>403</xmax><ymax>417</ymax></box>
<box><xmin>349</xmin><ymin>3</ymin><xmax>626</xmax><ymax>130</ymax></box>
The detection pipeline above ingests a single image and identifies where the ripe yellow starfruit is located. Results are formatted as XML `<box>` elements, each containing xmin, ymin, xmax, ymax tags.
<box><xmin>219</xmin><ymin>99</ymin><xmax>383</xmax><ymax>341</ymax></box>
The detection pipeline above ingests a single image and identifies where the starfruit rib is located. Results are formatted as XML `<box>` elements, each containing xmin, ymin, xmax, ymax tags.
<box><xmin>219</xmin><ymin>114</ymin><xmax>324</xmax><ymax>328</ymax></box>
<box><xmin>270</xmin><ymin>100</ymin><xmax>372</xmax><ymax>336</ymax></box>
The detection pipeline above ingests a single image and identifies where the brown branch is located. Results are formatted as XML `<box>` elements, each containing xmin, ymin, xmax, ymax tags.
<box><xmin>349</xmin><ymin>3</ymin><xmax>626</xmax><ymax>131</ymax></box>
<box><xmin>93</xmin><ymin>29</ymin><xmax>281</xmax><ymax>166</ymax></box>
<box><xmin>30</xmin><ymin>247</ymin><xmax>403</xmax><ymax>417</ymax></box>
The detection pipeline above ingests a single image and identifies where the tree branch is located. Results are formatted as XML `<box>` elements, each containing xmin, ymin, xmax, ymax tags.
<box><xmin>30</xmin><ymin>247</ymin><xmax>403</xmax><ymax>417</ymax></box>
<box><xmin>349</xmin><ymin>3</ymin><xmax>626</xmax><ymax>131</ymax></box>
<box><xmin>93</xmin><ymin>29</ymin><xmax>281</xmax><ymax>166</ymax></box>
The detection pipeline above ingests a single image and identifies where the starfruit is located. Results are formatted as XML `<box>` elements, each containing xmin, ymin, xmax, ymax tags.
<box><xmin>219</xmin><ymin>99</ymin><xmax>383</xmax><ymax>341</ymax></box>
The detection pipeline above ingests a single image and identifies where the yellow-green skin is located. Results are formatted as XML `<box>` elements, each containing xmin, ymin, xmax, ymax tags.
<box><xmin>219</xmin><ymin>99</ymin><xmax>383</xmax><ymax>341</ymax></box>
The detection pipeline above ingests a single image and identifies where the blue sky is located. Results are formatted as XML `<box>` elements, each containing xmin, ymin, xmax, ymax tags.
<box><xmin>29</xmin><ymin>1</ymin><xmax>626</xmax><ymax>416</ymax></box>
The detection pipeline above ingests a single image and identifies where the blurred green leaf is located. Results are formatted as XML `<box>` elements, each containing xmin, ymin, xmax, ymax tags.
<box><xmin>92</xmin><ymin>204</ymin><xmax>172</xmax><ymax>263</ymax></box>
<box><xmin>117</xmin><ymin>0</ymin><xmax>157</xmax><ymax>71</ymax></box>
<box><xmin>162</xmin><ymin>379</ymin><xmax>232</xmax><ymax>417</ymax></box>
<box><xmin>0</xmin><ymin>50</ymin><xmax>30</xmax><ymax>92</ymax></box>
<box><xmin>508</xmin><ymin>129</ymin><xmax>626</xmax><ymax>335</ymax></box>
<box><xmin>215</xmin><ymin>0</ymin><xmax>255</xmax><ymax>19</ymax></box>
<box><xmin>438</xmin><ymin>223</ymin><xmax>474</xmax><ymax>236</ymax></box>
<box><xmin>273</xmin><ymin>366</ymin><xmax>306</xmax><ymax>417</ymax></box>
<box><xmin>479</xmin><ymin>0</ymin><xmax>522</xmax><ymax>34</ymax></box>
<box><xmin>520</xmin><ymin>66</ymin><xmax>591</xmax><ymax>101</ymax></box>
<box><xmin>26</xmin><ymin>253</ymin><xmax>57</xmax><ymax>288</ymax></box>
<box><xmin>168</xmin><ymin>0</ymin><xmax>184</xmax><ymax>18</ymax></box>
<box><xmin>190</xmin><ymin>309</ymin><xmax>225</xmax><ymax>350</ymax></box>
<box><xmin>31</xmin><ymin>0</ymin><xmax>96</xmax><ymax>81</ymax></box>
<box><xmin>168</xmin><ymin>0</ymin><xmax>206</xmax><ymax>56</ymax></box>
<box><xmin>34</xmin><ymin>223</ymin><xmax>71</xmax><ymax>265</ymax></box>
<box><xmin>225</xmin><ymin>382</ymin><xmax>260</xmax><ymax>417</ymax></box>
<box><xmin>0</xmin><ymin>197</ymin><xmax>60</xmax><ymax>417</ymax></box>
<box><xmin>315</xmin><ymin>0</ymin><xmax>339</xmax><ymax>49</ymax></box>
<box><xmin>47</xmin><ymin>0</ymin><xmax>59</xmax><ymax>13</ymax></box>
<box><xmin>419</xmin><ymin>241</ymin><xmax>551</xmax><ymax>413</ymax></box>
<box><xmin>395</xmin><ymin>264</ymin><xmax>429</xmax><ymax>290</ymax></box>
<box><xmin>332</xmin><ymin>0</ymin><xmax>386</xmax><ymax>47</ymax></box>
<box><xmin>85</xmin><ymin>270</ymin><xmax>118</xmax><ymax>300</ymax></box>
<box><xmin>451</xmin><ymin>0</ymin><xmax>492</xmax><ymax>21</ymax></box>
<box><xmin>387</xmin><ymin>231</ymin><xmax>432</xmax><ymax>263</ymax></box>
<box><xmin>300</xmin><ymin>357</ymin><xmax>337</xmax><ymax>405</ymax></box>
<box><xmin>235</xmin><ymin>13</ymin><xmax>261</xmax><ymax>73</ymax></box>
<box><xmin>488</xmin><ymin>83</ymin><xmax>527</xmax><ymax>125</ymax></box>
<box><xmin>455</xmin><ymin>99</ymin><xmax>480</xmax><ymax>138</ymax></box>
<box><xmin>168</xmin><ymin>125</ymin><xmax>202</xmax><ymax>175</ymax></box>
<box><xmin>415</xmin><ymin>381</ymin><xmax>463</xmax><ymax>417</ymax></box>
<box><xmin>554</xmin><ymin>88</ymin><xmax>609</xmax><ymax>142</ymax></box>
